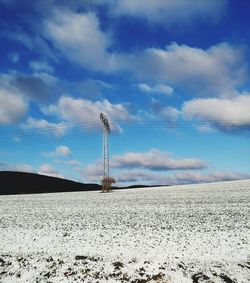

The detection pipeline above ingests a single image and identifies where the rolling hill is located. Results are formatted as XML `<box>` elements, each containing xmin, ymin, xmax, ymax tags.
<box><xmin>0</xmin><ymin>171</ymin><xmax>102</xmax><ymax>195</ymax></box>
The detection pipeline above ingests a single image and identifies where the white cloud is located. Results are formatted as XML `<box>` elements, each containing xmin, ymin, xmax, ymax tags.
<box><xmin>159</xmin><ymin>106</ymin><xmax>180</xmax><ymax>122</ymax></box>
<box><xmin>38</xmin><ymin>163</ymin><xmax>64</xmax><ymax>178</ymax></box>
<box><xmin>44</xmin><ymin>10</ymin><xmax>113</xmax><ymax>72</ymax></box>
<box><xmin>196</xmin><ymin>123</ymin><xmax>217</xmax><ymax>133</ymax></box>
<box><xmin>138</xmin><ymin>83</ymin><xmax>173</xmax><ymax>96</ymax></box>
<box><xmin>30</xmin><ymin>62</ymin><xmax>58</xmax><ymax>85</ymax></box>
<box><xmin>54</xmin><ymin>145</ymin><xmax>71</xmax><ymax>156</ymax></box>
<box><xmin>112</xmin><ymin>149</ymin><xmax>207</xmax><ymax>171</ymax></box>
<box><xmin>0</xmin><ymin>89</ymin><xmax>27</xmax><ymax>125</ymax></box>
<box><xmin>114</xmin><ymin>169</ymin><xmax>250</xmax><ymax>186</ymax></box>
<box><xmin>124</xmin><ymin>43</ymin><xmax>246</xmax><ymax>97</ymax></box>
<box><xmin>170</xmin><ymin>171</ymin><xmax>250</xmax><ymax>185</ymax></box>
<box><xmin>83</xmin><ymin>158</ymin><xmax>249</xmax><ymax>185</ymax></box>
<box><xmin>4</xmin><ymin>29</ymin><xmax>57</xmax><ymax>61</ymax></box>
<box><xmin>46</xmin><ymin>145</ymin><xmax>72</xmax><ymax>157</ymax></box>
<box><xmin>0</xmin><ymin>161</ymin><xmax>65</xmax><ymax>179</ymax></box>
<box><xmin>114</xmin><ymin>170</ymin><xmax>157</xmax><ymax>184</ymax></box>
<box><xmin>32</xmin><ymin>71</ymin><xmax>58</xmax><ymax>86</ymax></box>
<box><xmin>83</xmin><ymin>160</ymin><xmax>103</xmax><ymax>182</ymax></box>
<box><xmin>83</xmin><ymin>150</ymin><xmax>207</xmax><ymax>183</ymax></box>
<box><xmin>42</xmin><ymin>96</ymin><xmax>134</xmax><ymax>131</ymax></box>
<box><xmin>0</xmin><ymin>161</ymin><xmax>33</xmax><ymax>173</ymax></box>
<box><xmin>29</xmin><ymin>60</ymin><xmax>54</xmax><ymax>73</ymax></box>
<box><xmin>21</xmin><ymin>117</ymin><xmax>67</xmax><ymax>137</ymax></box>
<box><xmin>150</xmin><ymin>99</ymin><xmax>180</xmax><ymax>123</ymax></box>
<box><xmin>55</xmin><ymin>159</ymin><xmax>81</xmax><ymax>166</ymax></box>
<box><xmin>42</xmin><ymin>7</ymin><xmax>245</xmax><ymax>100</ymax></box>
<box><xmin>182</xmin><ymin>94</ymin><xmax>250</xmax><ymax>128</ymax></box>
<box><xmin>108</xmin><ymin>0</ymin><xmax>227</xmax><ymax>25</ymax></box>
<box><xmin>81</xmin><ymin>149</ymin><xmax>250</xmax><ymax>185</ymax></box>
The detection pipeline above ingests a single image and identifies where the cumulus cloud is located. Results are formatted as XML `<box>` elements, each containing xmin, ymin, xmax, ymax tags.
<box><xmin>138</xmin><ymin>83</ymin><xmax>173</xmax><ymax>96</ymax></box>
<box><xmin>0</xmin><ymin>89</ymin><xmax>27</xmax><ymax>125</ymax></box>
<box><xmin>123</xmin><ymin>43</ymin><xmax>246</xmax><ymax>97</ymax></box>
<box><xmin>21</xmin><ymin>117</ymin><xmax>67</xmax><ymax>137</ymax></box>
<box><xmin>46</xmin><ymin>145</ymin><xmax>72</xmax><ymax>157</ymax></box>
<box><xmin>42</xmin><ymin>96</ymin><xmax>134</xmax><ymax>131</ymax></box>
<box><xmin>54</xmin><ymin>145</ymin><xmax>71</xmax><ymax>156</ymax></box>
<box><xmin>112</xmin><ymin>149</ymin><xmax>207</xmax><ymax>171</ymax></box>
<box><xmin>182</xmin><ymin>94</ymin><xmax>250</xmax><ymax>129</ymax></box>
<box><xmin>38</xmin><ymin>163</ymin><xmax>64</xmax><ymax>178</ymax></box>
<box><xmin>159</xmin><ymin>106</ymin><xmax>180</xmax><ymax>123</ymax></box>
<box><xmin>41</xmin><ymin>7</ymin><xmax>245</xmax><ymax>100</ymax></box>
<box><xmin>44</xmin><ymin>9</ymin><xmax>114</xmax><ymax>72</ymax></box>
<box><xmin>150</xmin><ymin>99</ymin><xmax>180</xmax><ymax>123</ymax></box>
<box><xmin>107</xmin><ymin>0</ymin><xmax>227</xmax><ymax>25</ymax></box>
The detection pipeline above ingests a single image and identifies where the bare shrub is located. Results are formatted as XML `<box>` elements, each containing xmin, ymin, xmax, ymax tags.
<box><xmin>101</xmin><ymin>177</ymin><xmax>115</xmax><ymax>192</ymax></box>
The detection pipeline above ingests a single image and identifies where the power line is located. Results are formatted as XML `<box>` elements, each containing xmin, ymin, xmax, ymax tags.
<box><xmin>0</xmin><ymin>118</ymin><xmax>249</xmax><ymax>140</ymax></box>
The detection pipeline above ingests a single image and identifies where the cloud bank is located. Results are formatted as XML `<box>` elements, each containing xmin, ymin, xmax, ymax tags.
<box><xmin>107</xmin><ymin>0</ymin><xmax>227</xmax><ymax>25</ymax></box>
<box><xmin>112</xmin><ymin>149</ymin><xmax>207</xmax><ymax>171</ymax></box>
<box><xmin>114</xmin><ymin>170</ymin><xmax>250</xmax><ymax>186</ymax></box>
<box><xmin>183</xmin><ymin>94</ymin><xmax>250</xmax><ymax>128</ymax></box>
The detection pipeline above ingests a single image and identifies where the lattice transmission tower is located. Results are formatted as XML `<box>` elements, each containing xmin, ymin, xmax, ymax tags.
<box><xmin>100</xmin><ymin>113</ymin><xmax>111</xmax><ymax>192</ymax></box>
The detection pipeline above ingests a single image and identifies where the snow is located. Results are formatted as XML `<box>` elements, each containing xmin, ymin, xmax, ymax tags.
<box><xmin>0</xmin><ymin>179</ymin><xmax>250</xmax><ymax>282</ymax></box>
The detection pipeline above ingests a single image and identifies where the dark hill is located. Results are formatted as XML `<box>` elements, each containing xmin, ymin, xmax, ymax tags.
<box><xmin>0</xmin><ymin>171</ymin><xmax>102</xmax><ymax>195</ymax></box>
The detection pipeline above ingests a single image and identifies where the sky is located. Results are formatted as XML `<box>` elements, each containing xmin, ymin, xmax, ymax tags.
<box><xmin>0</xmin><ymin>0</ymin><xmax>250</xmax><ymax>186</ymax></box>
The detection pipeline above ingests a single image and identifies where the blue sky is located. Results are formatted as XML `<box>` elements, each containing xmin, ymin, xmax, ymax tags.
<box><xmin>0</xmin><ymin>0</ymin><xmax>250</xmax><ymax>186</ymax></box>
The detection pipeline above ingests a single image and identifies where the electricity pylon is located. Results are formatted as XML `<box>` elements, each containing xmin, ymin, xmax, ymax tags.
<box><xmin>100</xmin><ymin>113</ymin><xmax>111</xmax><ymax>192</ymax></box>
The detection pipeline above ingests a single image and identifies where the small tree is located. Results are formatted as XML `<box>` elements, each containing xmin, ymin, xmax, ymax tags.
<box><xmin>101</xmin><ymin>177</ymin><xmax>115</xmax><ymax>192</ymax></box>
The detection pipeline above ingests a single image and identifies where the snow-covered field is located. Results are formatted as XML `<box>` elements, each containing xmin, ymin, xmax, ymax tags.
<box><xmin>0</xmin><ymin>179</ymin><xmax>249</xmax><ymax>282</ymax></box>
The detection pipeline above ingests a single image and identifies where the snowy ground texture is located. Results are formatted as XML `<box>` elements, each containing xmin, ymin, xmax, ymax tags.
<box><xmin>0</xmin><ymin>179</ymin><xmax>250</xmax><ymax>283</ymax></box>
